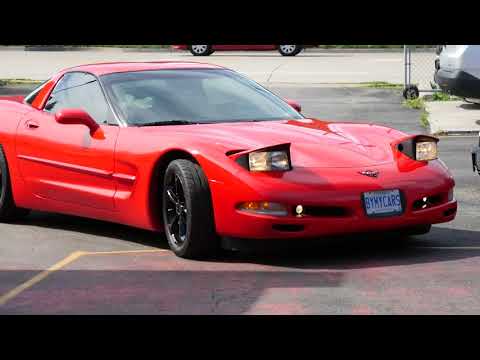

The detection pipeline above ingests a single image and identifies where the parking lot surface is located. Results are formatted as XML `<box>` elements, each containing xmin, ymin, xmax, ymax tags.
<box><xmin>1</xmin><ymin>82</ymin><xmax>479</xmax><ymax>314</ymax></box>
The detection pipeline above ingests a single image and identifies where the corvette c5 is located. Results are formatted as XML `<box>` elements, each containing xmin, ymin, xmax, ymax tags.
<box><xmin>0</xmin><ymin>62</ymin><xmax>457</xmax><ymax>258</ymax></box>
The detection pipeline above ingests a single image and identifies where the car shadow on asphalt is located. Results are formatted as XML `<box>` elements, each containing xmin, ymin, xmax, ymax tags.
<box><xmin>0</xmin><ymin>268</ymin><xmax>347</xmax><ymax>315</ymax></box>
<box><xmin>11</xmin><ymin>212</ymin><xmax>480</xmax><ymax>271</ymax></box>
<box><xmin>12</xmin><ymin>211</ymin><xmax>166</xmax><ymax>249</ymax></box>
<box><xmin>459</xmin><ymin>103</ymin><xmax>480</xmax><ymax>110</ymax></box>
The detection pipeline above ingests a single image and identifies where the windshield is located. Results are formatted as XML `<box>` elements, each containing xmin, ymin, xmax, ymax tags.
<box><xmin>100</xmin><ymin>69</ymin><xmax>303</xmax><ymax>126</ymax></box>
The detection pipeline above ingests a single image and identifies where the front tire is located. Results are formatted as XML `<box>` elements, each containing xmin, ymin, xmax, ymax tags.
<box><xmin>278</xmin><ymin>45</ymin><xmax>303</xmax><ymax>56</ymax></box>
<box><xmin>188</xmin><ymin>45</ymin><xmax>213</xmax><ymax>56</ymax></box>
<box><xmin>162</xmin><ymin>159</ymin><xmax>218</xmax><ymax>259</ymax></box>
<box><xmin>0</xmin><ymin>146</ymin><xmax>30</xmax><ymax>222</ymax></box>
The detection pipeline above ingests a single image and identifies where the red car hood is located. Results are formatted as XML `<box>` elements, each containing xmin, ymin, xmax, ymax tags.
<box><xmin>143</xmin><ymin>119</ymin><xmax>407</xmax><ymax>168</ymax></box>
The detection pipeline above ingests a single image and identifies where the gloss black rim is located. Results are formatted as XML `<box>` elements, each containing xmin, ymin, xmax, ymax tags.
<box><xmin>165</xmin><ymin>174</ymin><xmax>188</xmax><ymax>246</ymax></box>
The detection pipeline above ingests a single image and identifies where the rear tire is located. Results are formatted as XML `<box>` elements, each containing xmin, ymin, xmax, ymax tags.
<box><xmin>188</xmin><ymin>45</ymin><xmax>214</xmax><ymax>56</ymax></box>
<box><xmin>278</xmin><ymin>45</ymin><xmax>303</xmax><ymax>56</ymax></box>
<box><xmin>0</xmin><ymin>146</ymin><xmax>30</xmax><ymax>222</ymax></box>
<box><xmin>162</xmin><ymin>159</ymin><xmax>219</xmax><ymax>259</ymax></box>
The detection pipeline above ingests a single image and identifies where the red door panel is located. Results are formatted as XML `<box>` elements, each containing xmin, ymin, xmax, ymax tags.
<box><xmin>16</xmin><ymin>111</ymin><xmax>119</xmax><ymax>211</ymax></box>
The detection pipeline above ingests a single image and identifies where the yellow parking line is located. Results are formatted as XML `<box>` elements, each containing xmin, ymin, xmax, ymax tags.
<box><xmin>0</xmin><ymin>248</ymin><xmax>169</xmax><ymax>307</ymax></box>
<box><xmin>0</xmin><ymin>251</ymin><xmax>87</xmax><ymax>307</ymax></box>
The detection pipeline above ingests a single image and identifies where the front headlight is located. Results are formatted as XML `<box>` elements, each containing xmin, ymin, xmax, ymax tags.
<box><xmin>396</xmin><ymin>135</ymin><xmax>439</xmax><ymax>162</ymax></box>
<box><xmin>416</xmin><ymin>141</ymin><xmax>438</xmax><ymax>161</ymax></box>
<box><xmin>249</xmin><ymin>150</ymin><xmax>290</xmax><ymax>172</ymax></box>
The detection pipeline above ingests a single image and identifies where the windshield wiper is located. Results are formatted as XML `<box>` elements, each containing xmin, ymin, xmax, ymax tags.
<box><xmin>135</xmin><ymin>120</ymin><xmax>201</xmax><ymax>127</ymax></box>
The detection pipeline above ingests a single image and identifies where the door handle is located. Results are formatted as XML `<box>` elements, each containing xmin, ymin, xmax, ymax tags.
<box><xmin>25</xmin><ymin>120</ymin><xmax>40</xmax><ymax>129</ymax></box>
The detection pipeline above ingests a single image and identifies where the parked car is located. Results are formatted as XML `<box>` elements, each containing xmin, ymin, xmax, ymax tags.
<box><xmin>434</xmin><ymin>45</ymin><xmax>480</xmax><ymax>104</ymax></box>
<box><xmin>0</xmin><ymin>62</ymin><xmax>457</xmax><ymax>259</ymax></box>
<box><xmin>473</xmin><ymin>138</ymin><xmax>480</xmax><ymax>175</ymax></box>
<box><xmin>173</xmin><ymin>45</ymin><xmax>305</xmax><ymax>56</ymax></box>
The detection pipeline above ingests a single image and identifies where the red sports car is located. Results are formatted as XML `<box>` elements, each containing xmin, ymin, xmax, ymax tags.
<box><xmin>0</xmin><ymin>62</ymin><xmax>457</xmax><ymax>258</ymax></box>
<box><xmin>173</xmin><ymin>45</ymin><xmax>305</xmax><ymax>56</ymax></box>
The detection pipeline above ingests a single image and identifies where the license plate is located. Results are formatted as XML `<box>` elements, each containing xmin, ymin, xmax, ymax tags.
<box><xmin>363</xmin><ymin>190</ymin><xmax>403</xmax><ymax>217</ymax></box>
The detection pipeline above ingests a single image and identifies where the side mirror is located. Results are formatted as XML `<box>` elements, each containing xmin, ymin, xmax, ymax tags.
<box><xmin>285</xmin><ymin>99</ymin><xmax>302</xmax><ymax>113</ymax></box>
<box><xmin>55</xmin><ymin>109</ymin><xmax>104</xmax><ymax>139</ymax></box>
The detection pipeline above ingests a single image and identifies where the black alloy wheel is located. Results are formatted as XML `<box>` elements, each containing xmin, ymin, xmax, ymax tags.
<box><xmin>162</xmin><ymin>160</ymin><xmax>218</xmax><ymax>259</ymax></box>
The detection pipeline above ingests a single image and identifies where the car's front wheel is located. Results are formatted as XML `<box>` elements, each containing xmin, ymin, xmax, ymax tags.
<box><xmin>0</xmin><ymin>146</ymin><xmax>30</xmax><ymax>222</ymax></box>
<box><xmin>188</xmin><ymin>45</ymin><xmax>214</xmax><ymax>56</ymax></box>
<box><xmin>278</xmin><ymin>45</ymin><xmax>303</xmax><ymax>56</ymax></box>
<box><xmin>162</xmin><ymin>159</ymin><xmax>218</xmax><ymax>259</ymax></box>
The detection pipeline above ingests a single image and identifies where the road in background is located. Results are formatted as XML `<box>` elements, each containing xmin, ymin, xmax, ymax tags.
<box><xmin>0</xmin><ymin>48</ymin><xmax>406</xmax><ymax>84</ymax></box>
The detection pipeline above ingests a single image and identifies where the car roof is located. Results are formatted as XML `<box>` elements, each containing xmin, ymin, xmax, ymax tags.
<box><xmin>61</xmin><ymin>61</ymin><xmax>227</xmax><ymax>76</ymax></box>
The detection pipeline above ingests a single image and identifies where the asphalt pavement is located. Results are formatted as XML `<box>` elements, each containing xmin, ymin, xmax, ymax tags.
<box><xmin>0</xmin><ymin>83</ymin><xmax>479</xmax><ymax>314</ymax></box>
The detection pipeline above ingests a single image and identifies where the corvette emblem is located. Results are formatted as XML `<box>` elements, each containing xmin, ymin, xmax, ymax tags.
<box><xmin>359</xmin><ymin>170</ymin><xmax>379</xmax><ymax>178</ymax></box>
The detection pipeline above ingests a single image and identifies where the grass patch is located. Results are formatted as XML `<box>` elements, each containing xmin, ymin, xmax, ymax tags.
<box><xmin>403</xmin><ymin>97</ymin><xmax>430</xmax><ymax>128</ymax></box>
<box><xmin>403</xmin><ymin>97</ymin><xmax>425</xmax><ymax>110</ymax></box>
<box><xmin>0</xmin><ymin>79</ymin><xmax>43</xmax><ymax>86</ymax></box>
<box><xmin>360</xmin><ymin>81</ymin><xmax>404</xmax><ymax>89</ymax></box>
<box><xmin>424</xmin><ymin>91</ymin><xmax>460</xmax><ymax>102</ymax></box>
<box><xmin>420</xmin><ymin>110</ymin><xmax>430</xmax><ymax>128</ymax></box>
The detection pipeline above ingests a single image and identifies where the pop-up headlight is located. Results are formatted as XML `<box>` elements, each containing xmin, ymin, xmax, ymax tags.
<box><xmin>396</xmin><ymin>135</ymin><xmax>439</xmax><ymax>162</ymax></box>
<box><xmin>231</xmin><ymin>143</ymin><xmax>292</xmax><ymax>172</ymax></box>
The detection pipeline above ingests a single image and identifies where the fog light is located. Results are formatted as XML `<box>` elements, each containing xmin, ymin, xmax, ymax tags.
<box><xmin>295</xmin><ymin>205</ymin><xmax>304</xmax><ymax>216</ymax></box>
<box><xmin>238</xmin><ymin>201</ymin><xmax>288</xmax><ymax>216</ymax></box>
<box><xmin>448</xmin><ymin>188</ymin><xmax>454</xmax><ymax>201</ymax></box>
<box><xmin>422</xmin><ymin>197</ymin><xmax>428</xmax><ymax>209</ymax></box>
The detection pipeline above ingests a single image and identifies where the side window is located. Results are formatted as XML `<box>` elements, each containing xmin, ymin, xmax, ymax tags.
<box><xmin>44</xmin><ymin>72</ymin><xmax>115</xmax><ymax>125</ymax></box>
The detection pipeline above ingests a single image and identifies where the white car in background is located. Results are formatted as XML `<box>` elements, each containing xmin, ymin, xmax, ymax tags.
<box><xmin>435</xmin><ymin>45</ymin><xmax>480</xmax><ymax>104</ymax></box>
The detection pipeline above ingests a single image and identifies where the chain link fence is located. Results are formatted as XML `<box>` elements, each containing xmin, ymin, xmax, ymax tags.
<box><xmin>403</xmin><ymin>45</ymin><xmax>442</xmax><ymax>99</ymax></box>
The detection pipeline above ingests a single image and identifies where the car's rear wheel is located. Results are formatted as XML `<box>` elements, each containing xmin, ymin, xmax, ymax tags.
<box><xmin>0</xmin><ymin>146</ymin><xmax>30</xmax><ymax>222</ymax></box>
<box><xmin>188</xmin><ymin>45</ymin><xmax>213</xmax><ymax>56</ymax></box>
<box><xmin>162</xmin><ymin>159</ymin><xmax>218</xmax><ymax>259</ymax></box>
<box><xmin>278</xmin><ymin>45</ymin><xmax>303</xmax><ymax>56</ymax></box>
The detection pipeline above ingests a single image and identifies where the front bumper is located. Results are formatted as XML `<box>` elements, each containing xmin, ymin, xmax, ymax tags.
<box><xmin>434</xmin><ymin>69</ymin><xmax>480</xmax><ymax>98</ymax></box>
<box><xmin>218</xmin><ymin>198</ymin><xmax>457</xmax><ymax>240</ymax></box>
<box><xmin>209</xmin><ymin>161</ymin><xmax>457</xmax><ymax>240</ymax></box>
